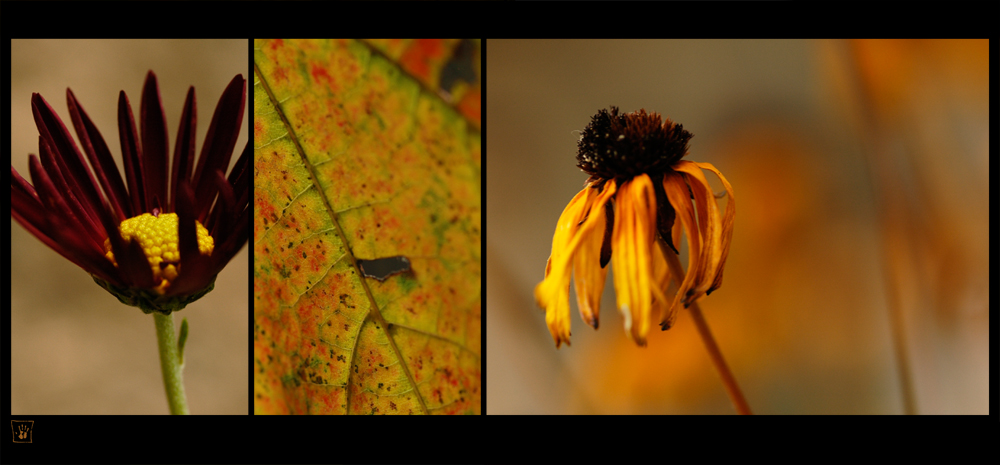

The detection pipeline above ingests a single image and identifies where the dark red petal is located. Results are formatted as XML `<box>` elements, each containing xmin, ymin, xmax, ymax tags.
<box><xmin>11</xmin><ymin>165</ymin><xmax>41</xmax><ymax>207</ymax></box>
<box><xmin>170</xmin><ymin>87</ymin><xmax>197</xmax><ymax>213</ymax></box>
<box><xmin>212</xmin><ymin>147</ymin><xmax>249</xmax><ymax>269</ymax></box>
<box><xmin>124</xmin><ymin>240</ymin><xmax>155</xmax><ymax>289</ymax></box>
<box><xmin>94</xmin><ymin>197</ymin><xmax>147</xmax><ymax>288</ymax></box>
<box><xmin>118</xmin><ymin>90</ymin><xmax>146</xmax><ymax>215</ymax></box>
<box><xmin>191</xmin><ymin>74</ymin><xmax>245</xmax><ymax>222</ymax></box>
<box><xmin>12</xmin><ymin>172</ymin><xmax>81</xmax><ymax>271</ymax></box>
<box><xmin>227</xmin><ymin>141</ymin><xmax>250</xmax><ymax>209</ymax></box>
<box><xmin>12</xmin><ymin>204</ymin><xmax>121</xmax><ymax>285</ymax></box>
<box><xmin>207</xmin><ymin>170</ymin><xmax>235</xmax><ymax>241</ymax></box>
<box><xmin>169</xmin><ymin>178</ymin><xmax>216</xmax><ymax>297</ymax></box>
<box><xmin>214</xmin><ymin>203</ymin><xmax>249</xmax><ymax>270</ymax></box>
<box><xmin>38</xmin><ymin>137</ymin><xmax>105</xmax><ymax>252</ymax></box>
<box><xmin>11</xmin><ymin>187</ymin><xmax>47</xmax><ymax>239</ymax></box>
<box><xmin>26</xmin><ymin>154</ymin><xmax>120</xmax><ymax>282</ymax></box>
<box><xmin>175</xmin><ymin>179</ymin><xmax>199</xmax><ymax>263</ymax></box>
<box><xmin>67</xmin><ymin>88</ymin><xmax>132</xmax><ymax>221</ymax></box>
<box><xmin>31</xmin><ymin>92</ymin><xmax>109</xmax><ymax>228</ymax></box>
<box><xmin>29</xmin><ymin>153</ymin><xmax>80</xmax><ymax>239</ymax></box>
<box><xmin>10</xmin><ymin>187</ymin><xmax>88</xmax><ymax>273</ymax></box>
<box><xmin>141</xmin><ymin>71</ymin><xmax>169</xmax><ymax>214</ymax></box>
<box><xmin>119</xmin><ymin>237</ymin><xmax>156</xmax><ymax>290</ymax></box>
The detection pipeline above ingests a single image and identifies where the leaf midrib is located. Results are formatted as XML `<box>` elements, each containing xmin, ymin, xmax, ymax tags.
<box><xmin>253</xmin><ymin>61</ymin><xmax>430</xmax><ymax>415</ymax></box>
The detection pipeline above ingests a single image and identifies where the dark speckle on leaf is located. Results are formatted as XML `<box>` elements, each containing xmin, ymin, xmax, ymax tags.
<box><xmin>357</xmin><ymin>256</ymin><xmax>411</xmax><ymax>282</ymax></box>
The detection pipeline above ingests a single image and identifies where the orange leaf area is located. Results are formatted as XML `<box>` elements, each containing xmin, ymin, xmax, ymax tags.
<box><xmin>254</xmin><ymin>39</ymin><xmax>480</xmax><ymax>414</ymax></box>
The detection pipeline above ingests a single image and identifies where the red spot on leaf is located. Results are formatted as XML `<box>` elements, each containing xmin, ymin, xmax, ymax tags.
<box><xmin>310</xmin><ymin>62</ymin><xmax>336</xmax><ymax>92</ymax></box>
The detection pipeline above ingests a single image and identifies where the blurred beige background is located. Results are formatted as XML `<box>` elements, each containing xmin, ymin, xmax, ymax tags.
<box><xmin>10</xmin><ymin>39</ymin><xmax>249</xmax><ymax>414</ymax></box>
<box><xmin>487</xmin><ymin>40</ymin><xmax>988</xmax><ymax>414</ymax></box>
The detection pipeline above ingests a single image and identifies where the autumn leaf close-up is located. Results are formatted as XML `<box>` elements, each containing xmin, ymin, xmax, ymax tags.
<box><xmin>253</xmin><ymin>39</ymin><xmax>481</xmax><ymax>414</ymax></box>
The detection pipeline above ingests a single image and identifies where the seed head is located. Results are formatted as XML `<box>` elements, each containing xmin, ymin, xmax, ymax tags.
<box><xmin>576</xmin><ymin>106</ymin><xmax>693</xmax><ymax>182</ymax></box>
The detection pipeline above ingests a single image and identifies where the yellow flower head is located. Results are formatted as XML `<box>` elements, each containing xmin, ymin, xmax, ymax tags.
<box><xmin>535</xmin><ymin>106</ymin><xmax>735</xmax><ymax>348</ymax></box>
<box><xmin>104</xmin><ymin>212</ymin><xmax>213</xmax><ymax>295</ymax></box>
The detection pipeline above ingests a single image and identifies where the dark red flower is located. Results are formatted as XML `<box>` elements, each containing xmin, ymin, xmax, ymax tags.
<box><xmin>11</xmin><ymin>70</ymin><xmax>249</xmax><ymax>315</ymax></box>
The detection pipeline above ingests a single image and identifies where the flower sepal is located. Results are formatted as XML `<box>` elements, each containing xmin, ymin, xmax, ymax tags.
<box><xmin>92</xmin><ymin>274</ymin><xmax>216</xmax><ymax>315</ymax></box>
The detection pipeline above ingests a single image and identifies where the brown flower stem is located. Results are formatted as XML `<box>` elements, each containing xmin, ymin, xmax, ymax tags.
<box><xmin>660</xmin><ymin>238</ymin><xmax>752</xmax><ymax>415</ymax></box>
<box><xmin>687</xmin><ymin>300</ymin><xmax>753</xmax><ymax>415</ymax></box>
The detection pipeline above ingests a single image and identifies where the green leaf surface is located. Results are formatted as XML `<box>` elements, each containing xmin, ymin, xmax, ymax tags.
<box><xmin>253</xmin><ymin>39</ymin><xmax>481</xmax><ymax>414</ymax></box>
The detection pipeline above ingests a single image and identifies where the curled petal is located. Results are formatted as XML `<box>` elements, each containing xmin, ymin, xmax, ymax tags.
<box><xmin>693</xmin><ymin>162</ymin><xmax>735</xmax><ymax>294</ymax></box>
<box><xmin>673</xmin><ymin>160</ymin><xmax>724</xmax><ymax>305</ymax></box>
<box><xmin>661</xmin><ymin>170</ymin><xmax>702</xmax><ymax>326</ymax></box>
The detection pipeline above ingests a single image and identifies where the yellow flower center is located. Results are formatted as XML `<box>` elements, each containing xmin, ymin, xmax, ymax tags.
<box><xmin>103</xmin><ymin>213</ymin><xmax>214</xmax><ymax>295</ymax></box>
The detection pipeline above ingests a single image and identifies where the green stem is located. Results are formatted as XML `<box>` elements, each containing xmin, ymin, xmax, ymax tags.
<box><xmin>153</xmin><ymin>312</ymin><xmax>190</xmax><ymax>415</ymax></box>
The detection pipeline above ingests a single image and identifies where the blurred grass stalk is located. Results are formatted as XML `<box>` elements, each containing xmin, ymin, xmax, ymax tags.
<box><xmin>839</xmin><ymin>39</ymin><xmax>988</xmax><ymax>414</ymax></box>
<box><xmin>841</xmin><ymin>39</ymin><xmax>920</xmax><ymax>415</ymax></box>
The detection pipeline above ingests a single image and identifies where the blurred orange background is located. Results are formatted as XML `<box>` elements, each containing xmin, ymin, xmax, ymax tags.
<box><xmin>487</xmin><ymin>40</ymin><xmax>987</xmax><ymax>414</ymax></box>
<box><xmin>10</xmin><ymin>39</ymin><xmax>249</xmax><ymax>414</ymax></box>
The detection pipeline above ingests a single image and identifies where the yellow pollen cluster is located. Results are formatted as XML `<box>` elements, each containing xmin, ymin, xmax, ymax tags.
<box><xmin>104</xmin><ymin>213</ymin><xmax>214</xmax><ymax>295</ymax></box>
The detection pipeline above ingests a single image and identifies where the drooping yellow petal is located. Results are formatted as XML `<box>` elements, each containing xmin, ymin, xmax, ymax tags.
<box><xmin>693</xmin><ymin>162</ymin><xmax>735</xmax><ymax>294</ymax></box>
<box><xmin>649</xmin><ymin>232</ymin><xmax>674</xmax><ymax>328</ymax></box>
<box><xmin>611</xmin><ymin>174</ymin><xmax>667</xmax><ymax>346</ymax></box>
<box><xmin>544</xmin><ymin>284</ymin><xmax>572</xmax><ymax>348</ymax></box>
<box><xmin>673</xmin><ymin>161</ymin><xmax>723</xmax><ymax>305</ymax></box>
<box><xmin>661</xmin><ymin>170</ymin><xmax>702</xmax><ymax>325</ymax></box>
<box><xmin>612</xmin><ymin>178</ymin><xmax>645</xmax><ymax>345</ymax></box>
<box><xmin>573</xmin><ymin>198</ymin><xmax>608</xmax><ymax>329</ymax></box>
<box><xmin>535</xmin><ymin>187</ymin><xmax>590</xmax><ymax>347</ymax></box>
<box><xmin>535</xmin><ymin>182</ymin><xmax>618</xmax><ymax>347</ymax></box>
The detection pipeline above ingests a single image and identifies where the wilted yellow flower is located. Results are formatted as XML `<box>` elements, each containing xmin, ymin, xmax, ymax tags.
<box><xmin>535</xmin><ymin>106</ymin><xmax>735</xmax><ymax>347</ymax></box>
